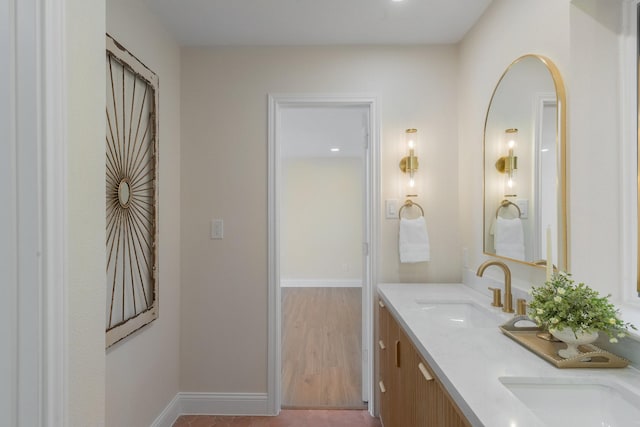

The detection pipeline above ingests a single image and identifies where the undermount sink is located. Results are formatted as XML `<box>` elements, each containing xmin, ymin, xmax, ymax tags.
<box><xmin>500</xmin><ymin>377</ymin><xmax>640</xmax><ymax>427</ymax></box>
<box><xmin>414</xmin><ymin>299</ymin><xmax>502</xmax><ymax>328</ymax></box>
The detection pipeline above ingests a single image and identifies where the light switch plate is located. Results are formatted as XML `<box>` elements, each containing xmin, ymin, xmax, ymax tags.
<box><xmin>385</xmin><ymin>199</ymin><xmax>398</xmax><ymax>219</ymax></box>
<box><xmin>516</xmin><ymin>199</ymin><xmax>529</xmax><ymax>219</ymax></box>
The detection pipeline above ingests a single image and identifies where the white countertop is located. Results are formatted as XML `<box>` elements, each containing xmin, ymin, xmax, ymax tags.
<box><xmin>377</xmin><ymin>283</ymin><xmax>640</xmax><ymax>427</ymax></box>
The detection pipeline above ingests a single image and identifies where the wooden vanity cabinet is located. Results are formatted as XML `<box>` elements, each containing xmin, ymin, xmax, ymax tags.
<box><xmin>378</xmin><ymin>299</ymin><xmax>398</xmax><ymax>427</ymax></box>
<box><xmin>378</xmin><ymin>298</ymin><xmax>471</xmax><ymax>427</ymax></box>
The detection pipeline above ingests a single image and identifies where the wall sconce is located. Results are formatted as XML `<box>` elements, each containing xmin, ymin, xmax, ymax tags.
<box><xmin>495</xmin><ymin>128</ymin><xmax>518</xmax><ymax>197</ymax></box>
<box><xmin>399</xmin><ymin>128</ymin><xmax>419</xmax><ymax>197</ymax></box>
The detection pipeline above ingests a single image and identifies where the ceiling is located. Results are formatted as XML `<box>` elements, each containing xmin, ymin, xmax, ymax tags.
<box><xmin>145</xmin><ymin>0</ymin><xmax>493</xmax><ymax>46</ymax></box>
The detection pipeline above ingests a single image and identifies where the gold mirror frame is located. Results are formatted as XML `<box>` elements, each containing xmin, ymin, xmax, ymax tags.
<box><xmin>483</xmin><ymin>54</ymin><xmax>568</xmax><ymax>272</ymax></box>
<box><xmin>636</xmin><ymin>20</ymin><xmax>640</xmax><ymax>297</ymax></box>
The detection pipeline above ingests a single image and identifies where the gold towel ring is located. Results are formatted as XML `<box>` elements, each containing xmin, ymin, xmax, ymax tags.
<box><xmin>495</xmin><ymin>199</ymin><xmax>521</xmax><ymax>218</ymax></box>
<box><xmin>399</xmin><ymin>200</ymin><xmax>424</xmax><ymax>219</ymax></box>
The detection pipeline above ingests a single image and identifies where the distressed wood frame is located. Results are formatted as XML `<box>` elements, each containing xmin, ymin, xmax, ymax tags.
<box><xmin>105</xmin><ymin>34</ymin><xmax>159</xmax><ymax>348</ymax></box>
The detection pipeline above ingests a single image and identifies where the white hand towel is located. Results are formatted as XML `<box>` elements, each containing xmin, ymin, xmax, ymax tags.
<box><xmin>494</xmin><ymin>216</ymin><xmax>525</xmax><ymax>260</ymax></box>
<box><xmin>399</xmin><ymin>216</ymin><xmax>430</xmax><ymax>263</ymax></box>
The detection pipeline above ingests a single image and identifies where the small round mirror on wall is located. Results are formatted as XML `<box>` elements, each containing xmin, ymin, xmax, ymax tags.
<box><xmin>483</xmin><ymin>54</ymin><xmax>568</xmax><ymax>271</ymax></box>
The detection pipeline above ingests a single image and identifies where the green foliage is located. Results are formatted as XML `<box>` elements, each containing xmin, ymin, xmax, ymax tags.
<box><xmin>528</xmin><ymin>272</ymin><xmax>636</xmax><ymax>342</ymax></box>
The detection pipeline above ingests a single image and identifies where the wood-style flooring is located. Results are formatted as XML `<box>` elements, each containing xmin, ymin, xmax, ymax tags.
<box><xmin>172</xmin><ymin>410</ymin><xmax>381</xmax><ymax>427</ymax></box>
<box><xmin>281</xmin><ymin>287</ymin><xmax>363</xmax><ymax>409</ymax></box>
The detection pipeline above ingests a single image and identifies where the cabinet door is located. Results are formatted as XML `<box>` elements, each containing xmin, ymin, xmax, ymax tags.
<box><xmin>416</xmin><ymin>352</ymin><xmax>471</xmax><ymax>427</ymax></box>
<box><xmin>399</xmin><ymin>328</ymin><xmax>418</xmax><ymax>427</ymax></box>
<box><xmin>378</xmin><ymin>300</ymin><xmax>394</xmax><ymax>427</ymax></box>
<box><xmin>378</xmin><ymin>297</ymin><xmax>470</xmax><ymax>427</ymax></box>
<box><xmin>415</xmin><ymin>351</ymin><xmax>439</xmax><ymax>426</ymax></box>
<box><xmin>378</xmin><ymin>300</ymin><xmax>402</xmax><ymax>427</ymax></box>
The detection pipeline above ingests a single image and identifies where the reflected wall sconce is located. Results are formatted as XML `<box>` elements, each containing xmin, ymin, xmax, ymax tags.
<box><xmin>399</xmin><ymin>128</ymin><xmax>419</xmax><ymax>197</ymax></box>
<box><xmin>495</xmin><ymin>128</ymin><xmax>518</xmax><ymax>197</ymax></box>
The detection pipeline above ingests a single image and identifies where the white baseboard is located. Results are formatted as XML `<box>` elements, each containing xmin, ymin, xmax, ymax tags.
<box><xmin>150</xmin><ymin>392</ymin><xmax>271</xmax><ymax>426</ymax></box>
<box><xmin>180</xmin><ymin>392</ymin><xmax>270</xmax><ymax>415</ymax></box>
<box><xmin>281</xmin><ymin>279</ymin><xmax>362</xmax><ymax>288</ymax></box>
<box><xmin>150</xmin><ymin>394</ymin><xmax>181</xmax><ymax>427</ymax></box>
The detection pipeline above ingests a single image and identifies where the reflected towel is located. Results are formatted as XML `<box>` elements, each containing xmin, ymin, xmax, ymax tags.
<box><xmin>494</xmin><ymin>216</ymin><xmax>525</xmax><ymax>260</ymax></box>
<box><xmin>399</xmin><ymin>216</ymin><xmax>430</xmax><ymax>263</ymax></box>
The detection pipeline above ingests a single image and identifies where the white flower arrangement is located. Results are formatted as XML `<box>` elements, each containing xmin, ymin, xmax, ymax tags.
<box><xmin>528</xmin><ymin>272</ymin><xmax>636</xmax><ymax>342</ymax></box>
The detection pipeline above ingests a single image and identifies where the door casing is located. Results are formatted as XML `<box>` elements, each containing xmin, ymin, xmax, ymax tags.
<box><xmin>267</xmin><ymin>94</ymin><xmax>379</xmax><ymax>416</ymax></box>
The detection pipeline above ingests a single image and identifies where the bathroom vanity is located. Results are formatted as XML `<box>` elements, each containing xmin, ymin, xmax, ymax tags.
<box><xmin>377</xmin><ymin>283</ymin><xmax>640</xmax><ymax>427</ymax></box>
<box><xmin>378</xmin><ymin>296</ymin><xmax>471</xmax><ymax>427</ymax></box>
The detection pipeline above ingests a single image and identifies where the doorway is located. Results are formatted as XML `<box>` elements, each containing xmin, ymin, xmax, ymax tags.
<box><xmin>267</xmin><ymin>95</ymin><xmax>378</xmax><ymax>415</ymax></box>
<box><xmin>534</xmin><ymin>95</ymin><xmax>557</xmax><ymax>262</ymax></box>
<box><xmin>279</xmin><ymin>105</ymin><xmax>367</xmax><ymax>408</ymax></box>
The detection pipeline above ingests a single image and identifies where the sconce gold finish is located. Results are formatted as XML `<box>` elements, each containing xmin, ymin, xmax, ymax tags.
<box><xmin>495</xmin><ymin>128</ymin><xmax>518</xmax><ymax>173</ymax></box>
<box><xmin>494</xmin><ymin>155</ymin><xmax>518</xmax><ymax>173</ymax></box>
<box><xmin>494</xmin><ymin>156</ymin><xmax>517</xmax><ymax>173</ymax></box>
<box><xmin>400</xmin><ymin>128</ymin><xmax>419</xmax><ymax>197</ymax></box>
<box><xmin>399</xmin><ymin>155</ymin><xmax>419</xmax><ymax>173</ymax></box>
<box><xmin>399</xmin><ymin>128</ymin><xmax>419</xmax><ymax>173</ymax></box>
<box><xmin>495</xmin><ymin>128</ymin><xmax>518</xmax><ymax>197</ymax></box>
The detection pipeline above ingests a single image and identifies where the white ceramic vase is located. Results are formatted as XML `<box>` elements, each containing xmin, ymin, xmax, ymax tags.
<box><xmin>550</xmin><ymin>328</ymin><xmax>599</xmax><ymax>359</ymax></box>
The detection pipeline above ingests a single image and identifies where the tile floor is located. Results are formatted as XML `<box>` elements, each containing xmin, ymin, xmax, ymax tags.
<box><xmin>172</xmin><ymin>410</ymin><xmax>382</xmax><ymax>427</ymax></box>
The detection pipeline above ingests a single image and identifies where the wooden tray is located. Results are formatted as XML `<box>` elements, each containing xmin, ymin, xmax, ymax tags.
<box><xmin>499</xmin><ymin>316</ymin><xmax>630</xmax><ymax>368</ymax></box>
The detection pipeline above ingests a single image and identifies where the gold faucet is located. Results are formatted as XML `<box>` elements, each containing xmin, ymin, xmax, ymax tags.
<box><xmin>476</xmin><ymin>260</ymin><xmax>514</xmax><ymax>313</ymax></box>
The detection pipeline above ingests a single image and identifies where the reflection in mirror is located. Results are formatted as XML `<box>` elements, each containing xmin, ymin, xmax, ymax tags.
<box><xmin>483</xmin><ymin>55</ymin><xmax>567</xmax><ymax>271</ymax></box>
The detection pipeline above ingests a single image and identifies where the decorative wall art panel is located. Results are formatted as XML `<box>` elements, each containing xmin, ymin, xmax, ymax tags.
<box><xmin>105</xmin><ymin>34</ymin><xmax>159</xmax><ymax>348</ymax></box>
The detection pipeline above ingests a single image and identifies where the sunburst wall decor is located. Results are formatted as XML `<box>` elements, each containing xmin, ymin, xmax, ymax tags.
<box><xmin>105</xmin><ymin>34</ymin><xmax>159</xmax><ymax>348</ymax></box>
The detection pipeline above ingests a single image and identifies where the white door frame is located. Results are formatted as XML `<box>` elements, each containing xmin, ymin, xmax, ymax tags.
<box><xmin>1</xmin><ymin>0</ymin><xmax>67</xmax><ymax>425</ymax></box>
<box><xmin>267</xmin><ymin>94</ymin><xmax>379</xmax><ymax>416</ymax></box>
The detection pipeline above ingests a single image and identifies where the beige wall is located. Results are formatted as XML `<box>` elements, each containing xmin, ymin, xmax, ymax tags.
<box><xmin>66</xmin><ymin>0</ymin><xmax>107</xmax><ymax>425</ymax></box>
<box><xmin>105</xmin><ymin>0</ymin><xmax>182</xmax><ymax>425</ymax></box>
<box><xmin>459</xmin><ymin>0</ymin><xmax>634</xmax><ymax>300</ymax></box>
<box><xmin>180</xmin><ymin>45</ymin><xmax>460</xmax><ymax>392</ymax></box>
<box><xmin>567</xmin><ymin>0</ymin><xmax>628</xmax><ymax>296</ymax></box>
<box><xmin>281</xmin><ymin>157</ymin><xmax>363</xmax><ymax>283</ymax></box>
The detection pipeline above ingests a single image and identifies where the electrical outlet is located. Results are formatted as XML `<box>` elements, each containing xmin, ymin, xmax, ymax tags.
<box><xmin>516</xmin><ymin>199</ymin><xmax>529</xmax><ymax>219</ymax></box>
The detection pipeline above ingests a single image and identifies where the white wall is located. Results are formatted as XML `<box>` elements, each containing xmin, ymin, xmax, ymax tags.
<box><xmin>568</xmin><ymin>0</ymin><xmax>627</xmax><ymax>295</ymax></box>
<box><xmin>180</xmin><ymin>45</ymin><xmax>460</xmax><ymax>392</ymax></box>
<box><xmin>281</xmin><ymin>157</ymin><xmax>363</xmax><ymax>285</ymax></box>
<box><xmin>66</xmin><ymin>0</ymin><xmax>107</xmax><ymax>425</ymax></box>
<box><xmin>280</xmin><ymin>106</ymin><xmax>365</xmax><ymax>286</ymax></box>
<box><xmin>105</xmin><ymin>0</ymin><xmax>182</xmax><ymax>425</ymax></box>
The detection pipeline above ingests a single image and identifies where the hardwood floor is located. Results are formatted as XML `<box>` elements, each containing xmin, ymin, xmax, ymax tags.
<box><xmin>281</xmin><ymin>287</ymin><xmax>364</xmax><ymax>409</ymax></box>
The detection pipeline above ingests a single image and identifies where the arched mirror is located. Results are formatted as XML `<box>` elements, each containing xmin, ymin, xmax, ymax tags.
<box><xmin>483</xmin><ymin>54</ymin><xmax>568</xmax><ymax>271</ymax></box>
